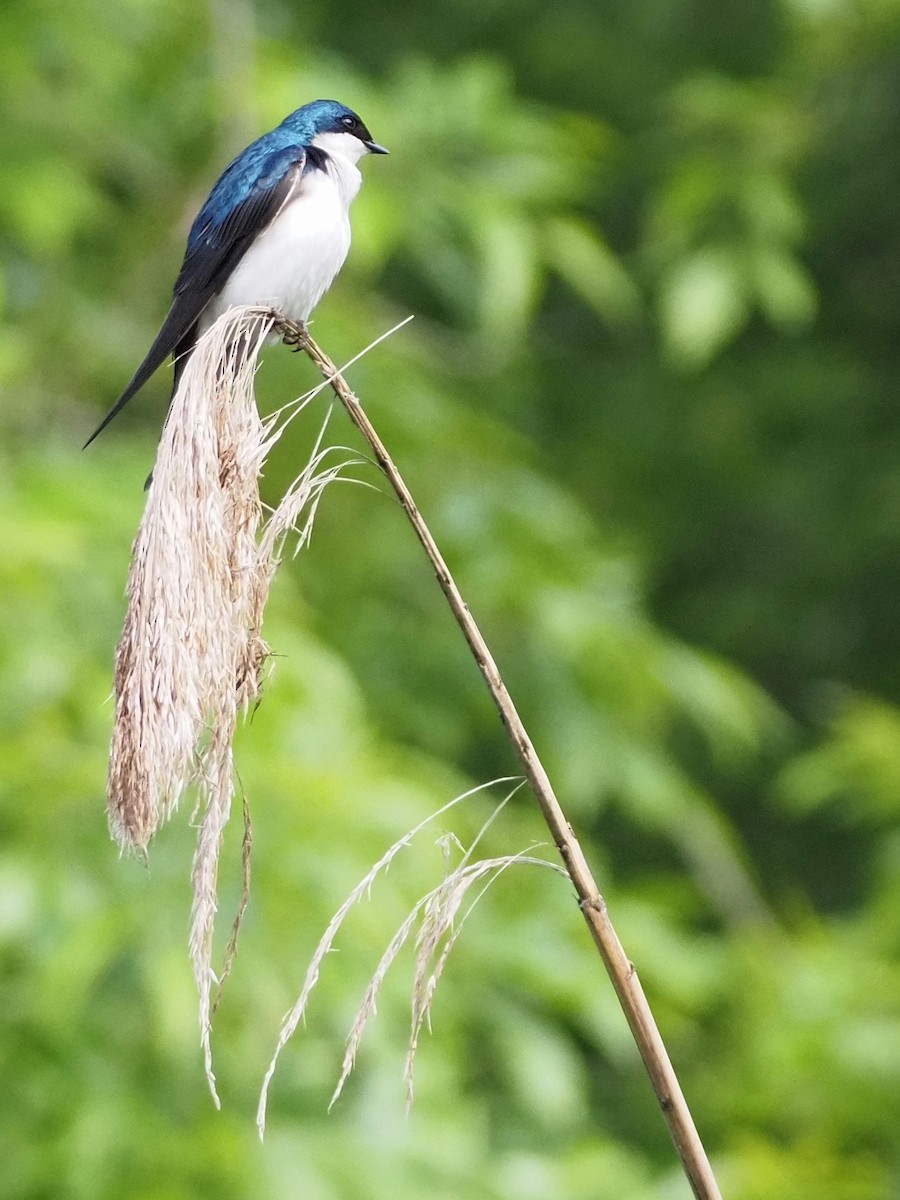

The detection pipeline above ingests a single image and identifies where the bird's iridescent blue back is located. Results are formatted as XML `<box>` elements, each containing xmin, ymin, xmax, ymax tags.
<box><xmin>187</xmin><ymin>100</ymin><xmax>360</xmax><ymax>250</ymax></box>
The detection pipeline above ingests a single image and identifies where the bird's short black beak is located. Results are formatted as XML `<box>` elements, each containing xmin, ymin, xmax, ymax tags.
<box><xmin>365</xmin><ymin>140</ymin><xmax>390</xmax><ymax>155</ymax></box>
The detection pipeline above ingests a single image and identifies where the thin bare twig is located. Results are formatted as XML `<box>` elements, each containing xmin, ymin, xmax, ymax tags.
<box><xmin>295</xmin><ymin>327</ymin><xmax>723</xmax><ymax>1200</ymax></box>
<box><xmin>213</xmin><ymin>787</ymin><xmax>253</xmax><ymax>1016</ymax></box>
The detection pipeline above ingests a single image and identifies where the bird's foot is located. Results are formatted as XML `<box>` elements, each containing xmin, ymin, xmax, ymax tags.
<box><xmin>276</xmin><ymin>318</ymin><xmax>309</xmax><ymax>351</ymax></box>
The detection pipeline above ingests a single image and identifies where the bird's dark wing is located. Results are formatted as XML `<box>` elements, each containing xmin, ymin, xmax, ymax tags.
<box><xmin>84</xmin><ymin>143</ymin><xmax>307</xmax><ymax>447</ymax></box>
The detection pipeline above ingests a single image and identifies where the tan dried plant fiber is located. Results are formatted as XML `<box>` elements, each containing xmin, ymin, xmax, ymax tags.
<box><xmin>106</xmin><ymin>306</ymin><xmax>354</xmax><ymax>1101</ymax></box>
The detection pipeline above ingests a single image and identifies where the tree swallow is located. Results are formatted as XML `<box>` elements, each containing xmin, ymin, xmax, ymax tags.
<box><xmin>85</xmin><ymin>99</ymin><xmax>388</xmax><ymax>447</ymax></box>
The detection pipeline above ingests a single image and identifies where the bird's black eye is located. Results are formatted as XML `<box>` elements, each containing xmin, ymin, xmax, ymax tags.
<box><xmin>341</xmin><ymin>115</ymin><xmax>355</xmax><ymax>129</ymax></box>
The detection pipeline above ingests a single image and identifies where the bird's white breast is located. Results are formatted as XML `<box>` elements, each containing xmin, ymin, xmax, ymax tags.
<box><xmin>202</xmin><ymin>151</ymin><xmax>363</xmax><ymax>330</ymax></box>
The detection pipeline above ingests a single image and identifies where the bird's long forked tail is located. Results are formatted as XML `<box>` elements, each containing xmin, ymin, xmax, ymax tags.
<box><xmin>84</xmin><ymin>378</ymin><xmax>151</xmax><ymax>449</ymax></box>
<box><xmin>83</xmin><ymin>307</ymin><xmax>201</xmax><ymax>448</ymax></box>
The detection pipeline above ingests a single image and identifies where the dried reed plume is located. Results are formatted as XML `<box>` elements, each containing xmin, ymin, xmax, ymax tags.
<box><xmin>255</xmin><ymin>777</ymin><xmax>553</xmax><ymax>1135</ymax></box>
<box><xmin>105</xmin><ymin>307</ymin><xmax>722</xmax><ymax>1199</ymax></box>
<box><xmin>107</xmin><ymin>307</ymin><xmax>359</xmax><ymax>1102</ymax></box>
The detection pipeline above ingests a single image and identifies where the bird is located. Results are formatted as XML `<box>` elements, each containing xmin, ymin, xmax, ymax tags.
<box><xmin>84</xmin><ymin>98</ymin><xmax>388</xmax><ymax>448</ymax></box>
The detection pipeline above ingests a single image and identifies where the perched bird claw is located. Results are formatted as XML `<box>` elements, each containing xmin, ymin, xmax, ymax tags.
<box><xmin>277</xmin><ymin>319</ymin><xmax>309</xmax><ymax>350</ymax></box>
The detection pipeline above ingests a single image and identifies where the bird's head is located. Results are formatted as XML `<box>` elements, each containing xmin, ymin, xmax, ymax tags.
<box><xmin>284</xmin><ymin>99</ymin><xmax>389</xmax><ymax>164</ymax></box>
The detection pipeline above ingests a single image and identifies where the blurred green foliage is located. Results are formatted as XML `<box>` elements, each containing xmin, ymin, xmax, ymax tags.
<box><xmin>2</xmin><ymin>0</ymin><xmax>900</xmax><ymax>1196</ymax></box>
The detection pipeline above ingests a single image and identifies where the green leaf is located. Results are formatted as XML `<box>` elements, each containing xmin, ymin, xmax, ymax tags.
<box><xmin>546</xmin><ymin>216</ymin><xmax>641</xmax><ymax>325</ymax></box>
<box><xmin>659</xmin><ymin>247</ymin><xmax>748</xmax><ymax>366</ymax></box>
<box><xmin>753</xmin><ymin>246</ymin><xmax>818</xmax><ymax>330</ymax></box>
